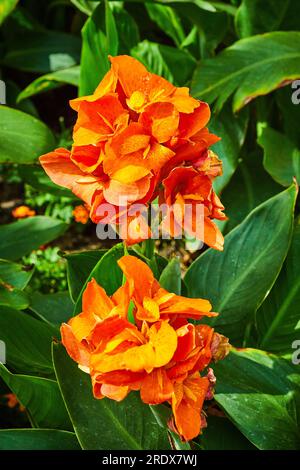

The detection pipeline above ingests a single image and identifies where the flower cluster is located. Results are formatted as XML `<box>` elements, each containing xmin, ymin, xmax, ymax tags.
<box><xmin>61</xmin><ymin>255</ymin><xmax>229</xmax><ymax>441</ymax></box>
<box><xmin>40</xmin><ymin>55</ymin><xmax>226</xmax><ymax>250</ymax></box>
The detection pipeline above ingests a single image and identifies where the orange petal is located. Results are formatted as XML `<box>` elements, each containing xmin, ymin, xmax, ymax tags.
<box><xmin>109</xmin><ymin>55</ymin><xmax>149</xmax><ymax>98</ymax></box>
<box><xmin>83</xmin><ymin>278</ymin><xmax>114</xmax><ymax>319</ymax></box>
<box><xmin>39</xmin><ymin>148</ymin><xmax>103</xmax><ymax>205</ymax></box>
<box><xmin>117</xmin><ymin>255</ymin><xmax>154</xmax><ymax>304</ymax></box>
<box><xmin>171</xmin><ymin>375</ymin><xmax>209</xmax><ymax>441</ymax></box>
<box><xmin>100</xmin><ymin>384</ymin><xmax>129</xmax><ymax>401</ymax></box>
<box><xmin>139</xmin><ymin>102</ymin><xmax>179</xmax><ymax>143</ymax></box>
<box><xmin>140</xmin><ymin>368</ymin><xmax>174</xmax><ymax>404</ymax></box>
<box><xmin>204</xmin><ymin>218</ymin><xmax>224</xmax><ymax>251</ymax></box>
<box><xmin>103</xmin><ymin>175</ymin><xmax>151</xmax><ymax>205</ymax></box>
<box><xmin>173</xmin><ymin>323</ymin><xmax>196</xmax><ymax>362</ymax></box>
<box><xmin>178</xmin><ymin>102</ymin><xmax>210</xmax><ymax>139</ymax></box>
<box><xmin>61</xmin><ymin>323</ymin><xmax>90</xmax><ymax>367</ymax></box>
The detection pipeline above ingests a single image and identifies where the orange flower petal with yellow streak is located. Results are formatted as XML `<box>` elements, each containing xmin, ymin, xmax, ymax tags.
<box><xmin>140</xmin><ymin>368</ymin><xmax>174</xmax><ymax>404</ymax></box>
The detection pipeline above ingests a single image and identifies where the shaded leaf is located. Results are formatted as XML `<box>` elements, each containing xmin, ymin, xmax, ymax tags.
<box><xmin>0</xmin><ymin>306</ymin><xmax>57</xmax><ymax>376</ymax></box>
<box><xmin>258</xmin><ymin>126</ymin><xmax>300</xmax><ymax>186</ymax></box>
<box><xmin>192</xmin><ymin>32</ymin><xmax>300</xmax><ymax>112</ymax></box>
<box><xmin>159</xmin><ymin>257</ymin><xmax>181</xmax><ymax>295</ymax></box>
<box><xmin>0</xmin><ymin>259</ymin><xmax>34</xmax><ymax>289</ymax></box>
<box><xmin>0</xmin><ymin>364</ymin><xmax>72</xmax><ymax>430</ymax></box>
<box><xmin>30</xmin><ymin>291</ymin><xmax>74</xmax><ymax>327</ymax></box>
<box><xmin>185</xmin><ymin>185</ymin><xmax>297</xmax><ymax>342</ymax></box>
<box><xmin>0</xmin><ymin>0</ymin><xmax>18</xmax><ymax>25</ymax></box>
<box><xmin>257</xmin><ymin>218</ymin><xmax>300</xmax><ymax>353</ymax></box>
<box><xmin>214</xmin><ymin>348</ymin><xmax>300</xmax><ymax>449</ymax></box>
<box><xmin>2</xmin><ymin>30</ymin><xmax>81</xmax><ymax>73</ymax></box>
<box><xmin>0</xmin><ymin>429</ymin><xmax>80</xmax><ymax>450</ymax></box>
<box><xmin>0</xmin><ymin>106</ymin><xmax>55</xmax><ymax>164</ymax></box>
<box><xmin>52</xmin><ymin>342</ymin><xmax>171</xmax><ymax>450</ymax></box>
<box><xmin>17</xmin><ymin>66</ymin><xmax>80</xmax><ymax>102</ymax></box>
<box><xmin>0</xmin><ymin>216</ymin><xmax>67</xmax><ymax>261</ymax></box>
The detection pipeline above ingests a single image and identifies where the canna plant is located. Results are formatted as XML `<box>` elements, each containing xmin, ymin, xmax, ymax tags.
<box><xmin>0</xmin><ymin>0</ymin><xmax>299</xmax><ymax>452</ymax></box>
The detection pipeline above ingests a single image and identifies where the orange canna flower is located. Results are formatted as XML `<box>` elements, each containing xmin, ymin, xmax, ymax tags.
<box><xmin>12</xmin><ymin>205</ymin><xmax>35</xmax><ymax>219</ymax></box>
<box><xmin>4</xmin><ymin>393</ymin><xmax>25</xmax><ymax>412</ymax></box>
<box><xmin>73</xmin><ymin>204</ymin><xmax>89</xmax><ymax>224</ymax></box>
<box><xmin>61</xmin><ymin>255</ymin><xmax>229</xmax><ymax>441</ymax></box>
<box><xmin>40</xmin><ymin>55</ymin><xmax>226</xmax><ymax>248</ymax></box>
<box><xmin>160</xmin><ymin>152</ymin><xmax>227</xmax><ymax>251</ymax></box>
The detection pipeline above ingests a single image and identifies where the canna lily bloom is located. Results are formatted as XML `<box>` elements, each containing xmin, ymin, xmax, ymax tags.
<box><xmin>160</xmin><ymin>152</ymin><xmax>227</xmax><ymax>251</ymax></box>
<box><xmin>40</xmin><ymin>55</ymin><xmax>225</xmax><ymax>247</ymax></box>
<box><xmin>61</xmin><ymin>255</ymin><xmax>229</xmax><ymax>441</ymax></box>
<box><xmin>12</xmin><ymin>205</ymin><xmax>35</xmax><ymax>219</ymax></box>
<box><xmin>73</xmin><ymin>204</ymin><xmax>89</xmax><ymax>224</ymax></box>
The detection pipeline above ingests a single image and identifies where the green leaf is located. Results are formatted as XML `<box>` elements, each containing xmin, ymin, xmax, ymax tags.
<box><xmin>0</xmin><ymin>430</ymin><xmax>80</xmax><ymax>450</ymax></box>
<box><xmin>5</xmin><ymin>80</ymin><xmax>38</xmax><ymax>117</ymax></box>
<box><xmin>198</xmin><ymin>416</ymin><xmax>255</xmax><ymax>449</ymax></box>
<box><xmin>30</xmin><ymin>291</ymin><xmax>74</xmax><ymax>327</ymax></box>
<box><xmin>145</xmin><ymin>3</ymin><xmax>185</xmax><ymax>47</ymax></box>
<box><xmin>0</xmin><ymin>283</ymin><xmax>29</xmax><ymax>310</ymax></box>
<box><xmin>0</xmin><ymin>259</ymin><xmax>34</xmax><ymax>289</ymax></box>
<box><xmin>191</xmin><ymin>32</ymin><xmax>300</xmax><ymax>112</ymax></box>
<box><xmin>0</xmin><ymin>216</ymin><xmax>67</xmax><ymax>261</ymax></box>
<box><xmin>131</xmin><ymin>40</ymin><xmax>196</xmax><ymax>86</ymax></box>
<box><xmin>17</xmin><ymin>165</ymin><xmax>78</xmax><ymax>198</ymax></box>
<box><xmin>0</xmin><ymin>364</ymin><xmax>72</xmax><ymax>430</ymax></box>
<box><xmin>258</xmin><ymin>126</ymin><xmax>300</xmax><ymax>187</ymax></box>
<box><xmin>150</xmin><ymin>404</ymin><xmax>191</xmax><ymax>450</ymax></box>
<box><xmin>17</xmin><ymin>66</ymin><xmax>80</xmax><ymax>102</ymax></box>
<box><xmin>276</xmin><ymin>86</ymin><xmax>300</xmax><ymax>149</ymax></box>
<box><xmin>184</xmin><ymin>185</ymin><xmax>297</xmax><ymax>342</ymax></box>
<box><xmin>70</xmin><ymin>0</ymin><xmax>98</xmax><ymax>16</ymax></box>
<box><xmin>0</xmin><ymin>0</ymin><xmax>18</xmax><ymax>25</ymax></box>
<box><xmin>2</xmin><ymin>30</ymin><xmax>81</xmax><ymax>73</ymax></box>
<box><xmin>235</xmin><ymin>0</ymin><xmax>290</xmax><ymax>38</ymax></box>
<box><xmin>110</xmin><ymin>5</ymin><xmax>139</xmax><ymax>54</ymax></box>
<box><xmin>211</xmin><ymin>105</ymin><xmax>249</xmax><ymax>193</ymax></box>
<box><xmin>0</xmin><ymin>306</ymin><xmax>57</xmax><ymax>376</ymax></box>
<box><xmin>65</xmin><ymin>249</ymin><xmax>106</xmax><ymax>302</ymax></box>
<box><xmin>257</xmin><ymin>218</ymin><xmax>300</xmax><ymax>353</ymax></box>
<box><xmin>214</xmin><ymin>348</ymin><xmax>300</xmax><ymax>449</ymax></box>
<box><xmin>79</xmin><ymin>1</ymin><xmax>118</xmax><ymax>96</ymax></box>
<box><xmin>0</xmin><ymin>106</ymin><xmax>55</xmax><ymax>164</ymax></box>
<box><xmin>73</xmin><ymin>244</ymin><xmax>125</xmax><ymax>314</ymax></box>
<box><xmin>159</xmin><ymin>257</ymin><xmax>181</xmax><ymax>295</ymax></box>
<box><xmin>168</xmin><ymin>1</ymin><xmax>228</xmax><ymax>55</ymax></box>
<box><xmin>52</xmin><ymin>342</ymin><xmax>171</xmax><ymax>450</ymax></box>
<box><xmin>221</xmin><ymin>155</ymin><xmax>282</xmax><ymax>234</ymax></box>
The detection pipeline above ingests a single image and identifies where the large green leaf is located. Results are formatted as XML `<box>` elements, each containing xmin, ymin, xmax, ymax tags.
<box><xmin>132</xmin><ymin>40</ymin><xmax>196</xmax><ymax>86</ymax></box>
<box><xmin>0</xmin><ymin>283</ymin><xmax>29</xmax><ymax>310</ymax></box>
<box><xmin>192</xmin><ymin>32</ymin><xmax>300</xmax><ymax>112</ymax></box>
<box><xmin>159</xmin><ymin>257</ymin><xmax>181</xmax><ymax>295</ymax></box>
<box><xmin>235</xmin><ymin>0</ymin><xmax>290</xmax><ymax>38</ymax></box>
<box><xmin>145</xmin><ymin>3</ymin><xmax>185</xmax><ymax>47</ymax></box>
<box><xmin>198</xmin><ymin>416</ymin><xmax>255</xmax><ymax>450</ymax></box>
<box><xmin>214</xmin><ymin>348</ymin><xmax>300</xmax><ymax>449</ymax></box>
<box><xmin>30</xmin><ymin>291</ymin><xmax>74</xmax><ymax>327</ymax></box>
<box><xmin>220</xmin><ymin>153</ymin><xmax>282</xmax><ymax>234</ymax></box>
<box><xmin>17</xmin><ymin>66</ymin><xmax>80</xmax><ymax>102</ymax></box>
<box><xmin>0</xmin><ymin>106</ymin><xmax>55</xmax><ymax>164</ymax></box>
<box><xmin>79</xmin><ymin>0</ymin><xmax>118</xmax><ymax>96</ymax></box>
<box><xmin>2</xmin><ymin>30</ymin><xmax>81</xmax><ymax>73</ymax></box>
<box><xmin>184</xmin><ymin>185</ymin><xmax>297</xmax><ymax>342</ymax></box>
<box><xmin>0</xmin><ymin>259</ymin><xmax>34</xmax><ymax>289</ymax></box>
<box><xmin>258</xmin><ymin>126</ymin><xmax>300</xmax><ymax>187</ymax></box>
<box><xmin>110</xmin><ymin>4</ymin><xmax>139</xmax><ymax>54</ymax></box>
<box><xmin>0</xmin><ymin>0</ymin><xmax>18</xmax><ymax>25</ymax></box>
<box><xmin>276</xmin><ymin>86</ymin><xmax>300</xmax><ymax>148</ymax></box>
<box><xmin>0</xmin><ymin>216</ymin><xmax>67</xmax><ymax>261</ymax></box>
<box><xmin>0</xmin><ymin>430</ymin><xmax>80</xmax><ymax>450</ymax></box>
<box><xmin>211</xmin><ymin>105</ymin><xmax>249</xmax><ymax>193</ymax></box>
<box><xmin>52</xmin><ymin>342</ymin><xmax>171</xmax><ymax>450</ymax></box>
<box><xmin>65</xmin><ymin>249</ymin><xmax>106</xmax><ymax>302</ymax></box>
<box><xmin>0</xmin><ymin>306</ymin><xmax>57</xmax><ymax>376</ymax></box>
<box><xmin>257</xmin><ymin>219</ymin><xmax>300</xmax><ymax>353</ymax></box>
<box><xmin>0</xmin><ymin>364</ymin><xmax>72</xmax><ymax>430</ymax></box>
